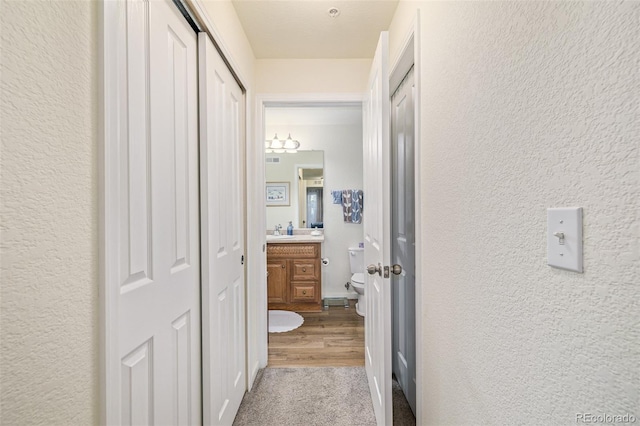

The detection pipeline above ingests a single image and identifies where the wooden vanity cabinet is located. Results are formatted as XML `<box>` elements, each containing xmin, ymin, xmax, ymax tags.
<box><xmin>267</xmin><ymin>243</ymin><xmax>322</xmax><ymax>312</ymax></box>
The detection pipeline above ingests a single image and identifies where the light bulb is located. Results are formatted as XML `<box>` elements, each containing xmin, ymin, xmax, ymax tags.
<box><xmin>270</xmin><ymin>134</ymin><xmax>283</xmax><ymax>150</ymax></box>
<box><xmin>283</xmin><ymin>134</ymin><xmax>296</xmax><ymax>149</ymax></box>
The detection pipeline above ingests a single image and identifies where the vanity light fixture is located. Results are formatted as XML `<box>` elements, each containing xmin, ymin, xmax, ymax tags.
<box><xmin>265</xmin><ymin>133</ymin><xmax>300</xmax><ymax>154</ymax></box>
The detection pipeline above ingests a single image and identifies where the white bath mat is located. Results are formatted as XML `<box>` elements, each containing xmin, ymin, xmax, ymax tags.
<box><xmin>268</xmin><ymin>310</ymin><xmax>304</xmax><ymax>333</ymax></box>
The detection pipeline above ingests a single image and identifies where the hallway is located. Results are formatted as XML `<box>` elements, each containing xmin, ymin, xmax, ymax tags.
<box><xmin>232</xmin><ymin>305</ymin><xmax>416</xmax><ymax>425</ymax></box>
<box><xmin>232</xmin><ymin>367</ymin><xmax>375</xmax><ymax>426</ymax></box>
<box><xmin>2</xmin><ymin>2</ymin><xmax>638</xmax><ymax>425</ymax></box>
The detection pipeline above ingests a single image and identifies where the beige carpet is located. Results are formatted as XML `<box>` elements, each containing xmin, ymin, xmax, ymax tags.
<box><xmin>233</xmin><ymin>367</ymin><xmax>376</xmax><ymax>426</ymax></box>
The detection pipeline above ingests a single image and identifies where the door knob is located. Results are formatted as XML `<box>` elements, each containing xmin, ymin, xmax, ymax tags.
<box><xmin>367</xmin><ymin>263</ymin><xmax>382</xmax><ymax>276</ymax></box>
<box><xmin>391</xmin><ymin>264</ymin><xmax>403</xmax><ymax>275</ymax></box>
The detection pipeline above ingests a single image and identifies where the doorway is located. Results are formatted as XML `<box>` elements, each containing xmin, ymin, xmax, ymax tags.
<box><xmin>261</xmin><ymin>103</ymin><xmax>366</xmax><ymax>366</ymax></box>
<box><xmin>388</xmin><ymin>20</ymin><xmax>422</xmax><ymax>424</ymax></box>
<box><xmin>391</xmin><ymin>66</ymin><xmax>417</xmax><ymax>416</ymax></box>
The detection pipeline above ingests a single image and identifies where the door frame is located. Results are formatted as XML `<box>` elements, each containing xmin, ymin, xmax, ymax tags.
<box><xmin>388</xmin><ymin>11</ymin><xmax>423</xmax><ymax>426</ymax></box>
<box><xmin>99</xmin><ymin>1</ymin><xmax>252</xmax><ymax>423</ymax></box>
<box><xmin>251</xmin><ymin>93</ymin><xmax>364</xmax><ymax>372</ymax></box>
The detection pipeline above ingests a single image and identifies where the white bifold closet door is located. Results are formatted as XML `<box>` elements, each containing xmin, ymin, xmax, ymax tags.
<box><xmin>198</xmin><ymin>33</ymin><xmax>247</xmax><ymax>426</ymax></box>
<box><xmin>114</xmin><ymin>0</ymin><xmax>201</xmax><ymax>424</ymax></box>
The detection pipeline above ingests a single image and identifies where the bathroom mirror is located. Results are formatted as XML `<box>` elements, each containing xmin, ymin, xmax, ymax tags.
<box><xmin>266</xmin><ymin>151</ymin><xmax>324</xmax><ymax>229</ymax></box>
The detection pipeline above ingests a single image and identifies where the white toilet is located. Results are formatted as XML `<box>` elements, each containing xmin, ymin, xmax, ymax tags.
<box><xmin>348</xmin><ymin>247</ymin><xmax>365</xmax><ymax>316</ymax></box>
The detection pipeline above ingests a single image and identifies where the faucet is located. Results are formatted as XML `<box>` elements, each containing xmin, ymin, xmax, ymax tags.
<box><xmin>273</xmin><ymin>224</ymin><xmax>282</xmax><ymax>236</ymax></box>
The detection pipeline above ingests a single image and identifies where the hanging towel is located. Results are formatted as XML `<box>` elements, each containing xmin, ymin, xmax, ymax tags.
<box><xmin>351</xmin><ymin>189</ymin><xmax>363</xmax><ymax>224</ymax></box>
<box><xmin>342</xmin><ymin>190</ymin><xmax>352</xmax><ymax>223</ymax></box>
<box><xmin>331</xmin><ymin>190</ymin><xmax>342</xmax><ymax>204</ymax></box>
<box><xmin>342</xmin><ymin>189</ymin><xmax>363</xmax><ymax>224</ymax></box>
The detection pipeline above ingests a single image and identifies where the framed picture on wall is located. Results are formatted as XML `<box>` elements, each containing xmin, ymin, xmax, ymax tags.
<box><xmin>266</xmin><ymin>182</ymin><xmax>290</xmax><ymax>206</ymax></box>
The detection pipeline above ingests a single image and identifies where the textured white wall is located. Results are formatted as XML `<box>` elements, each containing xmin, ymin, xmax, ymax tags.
<box><xmin>0</xmin><ymin>1</ymin><xmax>99</xmax><ymax>424</ymax></box>
<box><xmin>316</xmin><ymin>122</ymin><xmax>364</xmax><ymax>299</ymax></box>
<box><xmin>201</xmin><ymin>0</ymin><xmax>255</xmax><ymax>85</ymax></box>
<box><xmin>256</xmin><ymin>58</ymin><xmax>371</xmax><ymax>94</ymax></box>
<box><xmin>389</xmin><ymin>1</ymin><xmax>639</xmax><ymax>424</ymax></box>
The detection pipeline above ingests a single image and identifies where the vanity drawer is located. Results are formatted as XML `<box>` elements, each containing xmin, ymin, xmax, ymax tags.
<box><xmin>291</xmin><ymin>282</ymin><xmax>319</xmax><ymax>302</ymax></box>
<box><xmin>291</xmin><ymin>260</ymin><xmax>319</xmax><ymax>280</ymax></box>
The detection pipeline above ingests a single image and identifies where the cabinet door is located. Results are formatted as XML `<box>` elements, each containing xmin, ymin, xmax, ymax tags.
<box><xmin>267</xmin><ymin>260</ymin><xmax>287</xmax><ymax>303</ymax></box>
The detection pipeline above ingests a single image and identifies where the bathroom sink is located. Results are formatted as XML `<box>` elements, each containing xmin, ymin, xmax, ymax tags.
<box><xmin>266</xmin><ymin>235</ymin><xmax>295</xmax><ymax>240</ymax></box>
<box><xmin>266</xmin><ymin>234</ymin><xmax>324</xmax><ymax>242</ymax></box>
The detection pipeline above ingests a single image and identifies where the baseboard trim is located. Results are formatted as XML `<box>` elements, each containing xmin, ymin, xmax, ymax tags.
<box><xmin>323</xmin><ymin>293</ymin><xmax>358</xmax><ymax>300</ymax></box>
<box><xmin>248</xmin><ymin>360</ymin><xmax>261</xmax><ymax>391</ymax></box>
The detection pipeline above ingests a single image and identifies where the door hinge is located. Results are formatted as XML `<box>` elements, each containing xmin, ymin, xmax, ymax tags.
<box><xmin>241</xmin><ymin>255</ymin><xmax>245</xmax><ymax>265</ymax></box>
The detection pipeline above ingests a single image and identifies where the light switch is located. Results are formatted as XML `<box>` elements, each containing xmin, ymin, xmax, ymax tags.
<box><xmin>547</xmin><ymin>207</ymin><xmax>583</xmax><ymax>273</ymax></box>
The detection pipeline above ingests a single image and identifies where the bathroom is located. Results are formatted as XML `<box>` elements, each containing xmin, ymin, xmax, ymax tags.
<box><xmin>265</xmin><ymin>104</ymin><xmax>365</xmax><ymax>309</ymax></box>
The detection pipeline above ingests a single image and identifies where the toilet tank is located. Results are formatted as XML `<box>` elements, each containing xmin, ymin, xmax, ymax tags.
<box><xmin>348</xmin><ymin>247</ymin><xmax>364</xmax><ymax>274</ymax></box>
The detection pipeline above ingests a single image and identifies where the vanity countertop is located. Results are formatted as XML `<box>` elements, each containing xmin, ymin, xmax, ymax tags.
<box><xmin>266</xmin><ymin>234</ymin><xmax>324</xmax><ymax>243</ymax></box>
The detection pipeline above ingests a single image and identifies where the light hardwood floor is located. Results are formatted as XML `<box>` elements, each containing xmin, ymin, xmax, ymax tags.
<box><xmin>268</xmin><ymin>301</ymin><xmax>365</xmax><ymax>367</ymax></box>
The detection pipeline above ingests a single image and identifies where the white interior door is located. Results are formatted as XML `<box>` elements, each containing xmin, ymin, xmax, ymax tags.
<box><xmin>199</xmin><ymin>33</ymin><xmax>247</xmax><ymax>426</ymax></box>
<box><xmin>391</xmin><ymin>67</ymin><xmax>417</xmax><ymax>414</ymax></box>
<box><xmin>113</xmin><ymin>0</ymin><xmax>200</xmax><ymax>424</ymax></box>
<box><xmin>363</xmin><ymin>31</ymin><xmax>392</xmax><ymax>426</ymax></box>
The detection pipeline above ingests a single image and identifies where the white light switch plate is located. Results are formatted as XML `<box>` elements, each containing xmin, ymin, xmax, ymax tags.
<box><xmin>547</xmin><ymin>207</ymin><xmax>583</xmax><ymax>273</ymax></box>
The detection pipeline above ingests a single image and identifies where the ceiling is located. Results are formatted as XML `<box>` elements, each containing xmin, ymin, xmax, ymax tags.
<box><xmin>231</xmin><ymin>0</ymin><xmax>399</xmax><ymax>59</ymax></box>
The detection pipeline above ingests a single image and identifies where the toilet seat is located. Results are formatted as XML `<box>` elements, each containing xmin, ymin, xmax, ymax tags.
<box><xmin>351</xmin><ymin>272</ymin><xmax>364</xmax><ymax>285</ymax></box>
